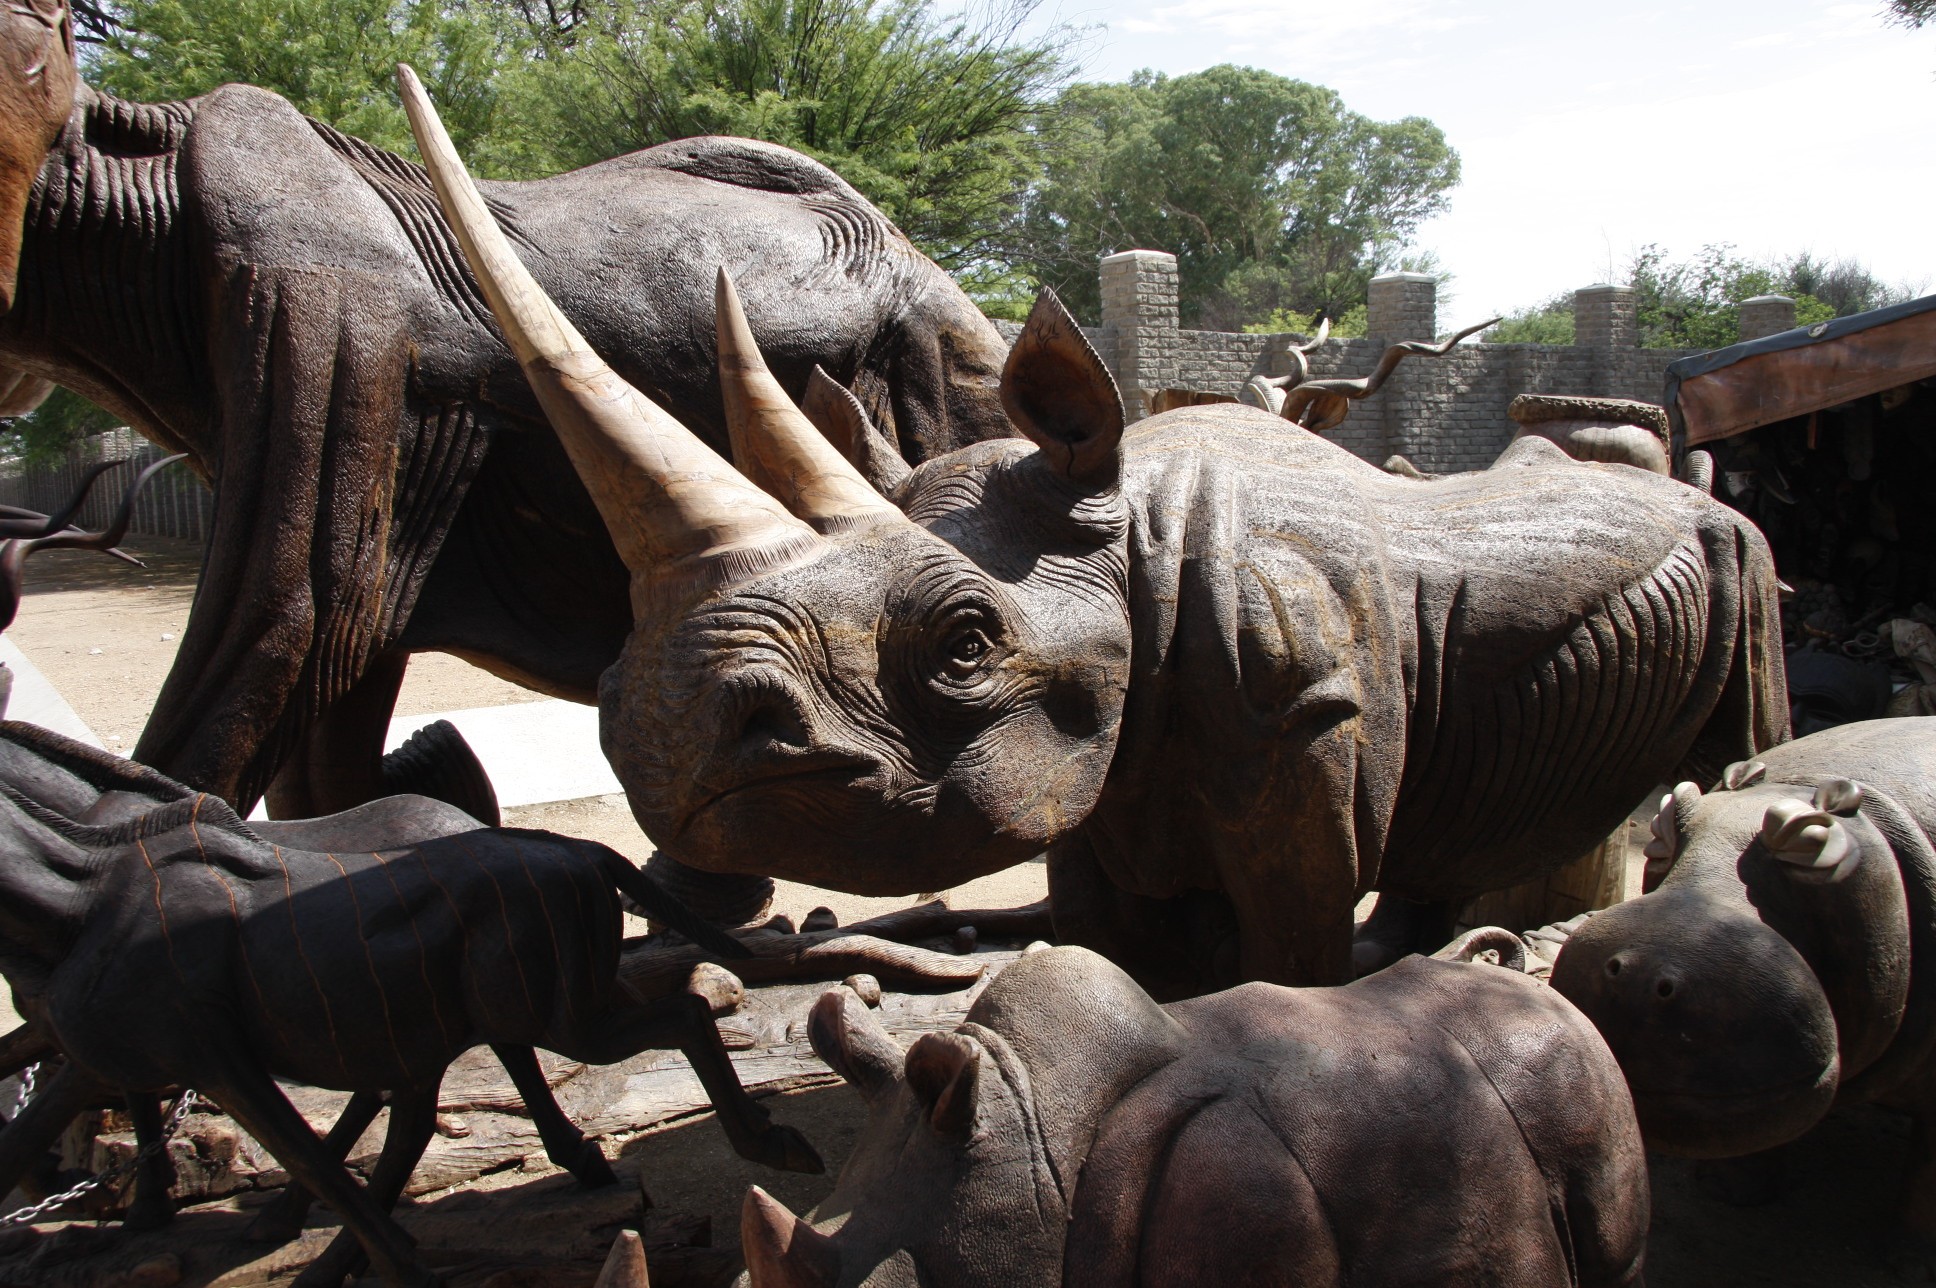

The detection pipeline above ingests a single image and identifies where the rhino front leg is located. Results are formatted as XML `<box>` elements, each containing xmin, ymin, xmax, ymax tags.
<box><xmin>1047</xmin><ymin>834</ymin><xmax>1242</xmax><ymax>1000</ymax></box>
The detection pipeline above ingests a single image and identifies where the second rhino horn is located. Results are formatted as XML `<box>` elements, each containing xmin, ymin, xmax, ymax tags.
<box><xmin>400</xmin><ymin>65</ymin><xmax>820</xmax><ymax>601</ymax></box>
<box><xmin>714</xmin><ymin>269</ymin><xmax>906</xmax><ymax>532</ymax></box>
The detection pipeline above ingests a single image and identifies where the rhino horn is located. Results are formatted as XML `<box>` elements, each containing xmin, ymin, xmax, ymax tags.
<box><xmin>741</xmin><ymin>1186</ymin><xmax>839</xmax><ymax>1288</ymax></box>
<box><xmin>715</xmin><ymin>270</ymin><xmax>908</xmax><ymax>532</ymax></box>
<box><xmin>591</xmin><ymin>1229</ymin><xmax>650</xmax><ymax>1288</ymax></box>
<box><xmin>806</xmin><ymin>986</ymin><xmax>901</xmax><ymax>1105</ymax></box>
<box><xmin>903</xmin><ymin>1031</ymin><xmax>981</xmax><ymax>1139</ymax></box>
<box><xmin>400</xmin><ymin>66</ymin><xmax>820</xmax><ymax>598</ymax></box>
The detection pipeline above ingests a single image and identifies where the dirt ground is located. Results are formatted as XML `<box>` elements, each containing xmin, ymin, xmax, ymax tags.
<box><xmin>5</xmin><ymin>536</ymin><xmax>1932</xmax><ymax>1286</ymax></box>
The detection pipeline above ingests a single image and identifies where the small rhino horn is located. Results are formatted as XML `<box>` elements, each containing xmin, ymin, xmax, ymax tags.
<box><xmin>903</xmin><ymin>1032</ymin><xmax>981</xmax><ymax>1139</ymax></box>
<box><xmin>592</xmin><ymin>1229</ymin><xmax>650</xmax><ymax>1288</ymax></box>
<box><xmin>806</xmin><ymin>987</ymin><xmax>901</xmax><ymax>1104</ymax></box>
<box><xmin>742</xmin><ymin>1186</ymin><xmax>840</xmax><ymax>1288</ymax></box>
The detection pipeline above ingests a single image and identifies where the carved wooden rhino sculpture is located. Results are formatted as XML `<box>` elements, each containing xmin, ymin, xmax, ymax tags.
<box><xmin>735</xmin><ymin>942</ymin><xmax>1649</xmax><ymax>1287</ymax></box>
<box><xmin>0</xmin><ymin>0</ymin><xmax>1013</xmax><ymax>822</ymax></box>
<box><xmin>408</xmin><ymin>75</ymin><xmax>1789</xmax><ymax>993</ymax></box>
<box><xmin>1552</xmin><ymin>718</ymin><xmax>1936</xmax><ymax>1232</ymax></box>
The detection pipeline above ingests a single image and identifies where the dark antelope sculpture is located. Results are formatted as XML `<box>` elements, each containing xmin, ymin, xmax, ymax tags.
<box><xmin>411</xmin><ymin>72</ymin><xmax>1788</xmax><ymax>994</ymax></box>
<box><xmin>0</xmin><ymin>720</ymin><xmax>819</xmax><ymax>1288</ymax></box>
<box><xmin>1552</xmin><ymin>718</ymin><xmax>1936</xmax><ymax>1235</ymax></box>
<box><xmin>737</xmin><ymin>942</ymin><xmax>1649</xmax><ymax>1287</ymax></box>
<box><xmin>0</xmin><ymin>0</ymin><xmax>1014</xmax><ymax>822</ymax></box>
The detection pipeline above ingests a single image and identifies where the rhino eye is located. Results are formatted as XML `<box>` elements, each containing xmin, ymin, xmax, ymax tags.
<box><xmin>944</xmin><ymin>625</ymin><xmax>993</xmax><ymax>678</ymax></box>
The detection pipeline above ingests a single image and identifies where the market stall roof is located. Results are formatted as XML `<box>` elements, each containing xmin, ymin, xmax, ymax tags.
<box><xmin>1665</xmin><ymin>293</ymin><xmax>1936</xmax><ymax>449</ymax></box>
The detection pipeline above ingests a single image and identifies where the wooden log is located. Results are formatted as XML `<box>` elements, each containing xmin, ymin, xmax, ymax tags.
<box><xmin>1456</xmin><ymin>829</ymin><xmax>1628</xmax><ymax>936</ymax></box>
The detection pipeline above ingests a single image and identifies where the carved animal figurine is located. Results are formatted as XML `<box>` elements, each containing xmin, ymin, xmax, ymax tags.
<box><xmin>0</xmin><ymin>723</ymin><xmax>818</xmax><ymax>1288</ymax></box>
<box><xmin>410</xmin><ymin>74</ymin><xmax>1789</xmax><ymax>993</ymax></box>
<box><xmin>0</xmin><ymin>0</ymin><xmax>1014</xmax><ymax>822</ymax></box>
<box><xmin>1551</xmin><ymin>718</ymin><xmax>1936</xmax><ymax>1233</ymax></box>
<box><xmin>1508</xmin><ymin>395</ymin><xmax>1671</xmax><ymax>475</ymax></box>
<box><xmin>735</xmin><ymin>941</ymin><xmax>1648</xmax><ymax>1287</ymax></box>
<box><xmin>1242</xmin><ymin>314</ymin><xmax>1499</xmax><ymax>431</ymax></box>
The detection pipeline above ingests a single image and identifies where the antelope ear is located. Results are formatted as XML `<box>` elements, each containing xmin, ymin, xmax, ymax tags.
<box><xmin>801</xmin><ymin>366</ymin><xmax>911</xmax><ymax>499</ymax></box>
<box><xmin>1815</xmin><ymin>778</ymin><xmax>1864</xmax><ymax>817</ymax></box>
<box><xmin>903</xmin><ymin>1032</ymin><xmax>981</xmax><ymax>1139</ymax></box>
<box><xmin>1722</xmin><ymin>760</ymin><xmax>1767</xmax><ymax>791</ymax></box>
<box><xmin>806</xmin><ymin>986</ymin><xmax>902</xmax><ymax>1105</ymax></box>
<box><xmin>1002</xmin><ymin>290</ymin><xmax>1123</xmax><ymax>488</ymax></box>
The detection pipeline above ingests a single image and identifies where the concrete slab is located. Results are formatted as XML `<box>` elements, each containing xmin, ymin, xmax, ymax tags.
<box><xmin>0</xmin><ymin>636</ymin><xmax>101</xmax><ymax>748</ymax></box>
<box><xmin>386</xmin><ymin>699</ymin><xmax>620</xmax><ymax>809</ymax></box>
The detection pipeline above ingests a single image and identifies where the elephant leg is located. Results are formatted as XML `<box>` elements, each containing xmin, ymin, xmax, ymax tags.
<box><xmin>489</xmin><ymin>1045</ymin><xmax>614</xmax><ymax>1188</ymax></box>
<box><xmin>245</xmin><ymin>1090</ymin><xmax>386</xmax><ymax>1244</ymax></box>
<box><xmin>265</xmin><ymin>651</ymin><xmax>409</xmax><ymax>820</ymax></box>
<box><xmin>199</xmin><ymin>1063</ymin><xmax>430</xmax><ymax>1288</ymax></box>
<box><xmin>1047</xmin><ymin>836</ymin><xmax>1229</xmax><ymax>1000</ymax></box>
<box><xmin>0</xmin><ymin>1061</ymin><xmax>102</xmax><ymax>1210</ymax></box>
<box><xmin>563</xmin><ymin>994</ymin><xmax>821</xmax><ymax>1175</ymax></box>
<box><xmin>295</xmin><ymin>1087</ymin><xmax>439</xmax><ymax>1288</ymax></box>
<box><xmin>121</xmin><ymin>1092</ymin><xmax>177</xmax><ymax>1231</ymax></box>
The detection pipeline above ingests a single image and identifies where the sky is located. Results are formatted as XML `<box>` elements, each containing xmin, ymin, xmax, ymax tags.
<box><xmin>1036</xmin><ymin>0</ymin><xmax>1936</xmax><ymax>331</ymax></box>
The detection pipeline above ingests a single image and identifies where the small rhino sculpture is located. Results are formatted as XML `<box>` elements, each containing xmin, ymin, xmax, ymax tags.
<box><xmin>408</xmin><ymin>76</ymin><xmax>1787</xmax><ymax>992</ymax></box>
<box><xmin>1552</xmin><ymin>718</ymin><xmax>1936</xmax><ymax>1227</ymax></box>
<box><xmin>738</xmin><ymin>941</ymin><xmax>1649</xmax><ymax>1287</ymax></box>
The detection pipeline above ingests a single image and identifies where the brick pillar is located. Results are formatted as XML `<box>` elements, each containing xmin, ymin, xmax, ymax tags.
<box><xmin>1572</xmin><ymin>285</ymin><xmax>1637</xmax><ymax>351</ymax></box>
<box><xmin>1366</xmin><ymin>272</ymin><xmax>1437</xmax><ymax>339</ymax></box>
<box><xmin>1738</xmin><ymin>294</ymin><xmax>1797</xmax><ymax>342</ymax></box>
<box><xmin>1099</xmin><ymin>250</ymin><xmax>1180</xmax><ymax>421</ymax></box>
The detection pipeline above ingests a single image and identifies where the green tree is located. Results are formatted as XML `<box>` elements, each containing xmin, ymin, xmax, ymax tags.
<box><xmin>1891</xmin><ymin>0</ymin><xmax>1934</xmax><ymax>25</ymax></box>
<box><xmin>1487</xmin><ymin>294</ymin><xmax>1574</xmax><ymax>344</ymax></box>
<box><xmin>523</xmin><ymin>0</ymin><xmax>1077</xmax><ymax>270</ymax></box>
<box><xmin>1015</xmin><ymin>65</ymin><xmax>1459</xmax><ymax>328</ymax></box>
<box><xmin>0</xmin><ymin>387</ymin><xmax>119</xmax><ymax>464</ymax></box>
<box><xmin>1629</xmin><ymin>244</ymin><xmax>1902</xmax><ymax>349</ymax></box>
<box><xmin>89</xmin><ymin>0</ymin><xmax>542</xmax><ymax>176</ymax></box>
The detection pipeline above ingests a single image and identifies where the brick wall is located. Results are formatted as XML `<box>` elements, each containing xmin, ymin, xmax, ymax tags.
<box><xmin>994</xmin><ymin>254</ymin><xmax>1720</xmax><ymax>473</ymax></box>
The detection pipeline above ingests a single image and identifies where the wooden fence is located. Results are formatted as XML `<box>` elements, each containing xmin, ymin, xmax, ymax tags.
<box><xmin>0</xmin><ymin>428</ymin><xmax>211</xmax><ymax>543</ymax></box>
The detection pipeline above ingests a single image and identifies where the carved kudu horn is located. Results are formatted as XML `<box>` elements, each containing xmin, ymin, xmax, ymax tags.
<box><xmin>714</xmin><ymin>269</ymin><xmax>906</xmax><ymax>532</ymax></box>
<box><xmin>399</xmin><ymin>65</ymin><xmax>821</xmax><ymax>604</ymax></box>
<box><xmin>1277</xmin><ymin>315</ymin><xmax>1501</xmax><ymax>433</ymax></box>
<box><xmin>0</xmin><ymin>452</ymin><xmax>184</xmax><ymax>630</ymax></box>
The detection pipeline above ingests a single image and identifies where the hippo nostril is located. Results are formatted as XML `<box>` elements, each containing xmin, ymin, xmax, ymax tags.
<box><xmin>1605</xmin><ymin>956</ymin><xmax>1623</xmax><ymax>978</ymax></box>
<box><xmin>1655</xmin><ymin>977</ymin><xmax>1676</xmax><ymax>999</ymax></box>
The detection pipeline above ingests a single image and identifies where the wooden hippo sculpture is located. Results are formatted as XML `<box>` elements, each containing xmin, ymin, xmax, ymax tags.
<box><xmin>0</xmin><ymin>1</ymin><xmax>1015</xmax><ymax>823</ymax></box>
<box><xmin>1507</xmin><ymin>395</ymin><xmax>1672</xmax><ymax>475</ymax></box>
<box><xmin>735</xmin><ymin>941</ymin><xmax>1649</xmax><ymax>1287</ymax></box>
<box><xmin>408</xmin><ymin>74</ymin><xmax>1788</xmax><ymax>993</ymax></box>
<box><xmin>1552</xmin><ymin>718</ymin><xmax>1936</xmax><ymax>1232</ymax></box>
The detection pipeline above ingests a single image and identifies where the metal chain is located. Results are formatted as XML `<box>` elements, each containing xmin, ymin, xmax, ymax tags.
<box><xmin>4</xmin><ymin>1062</ymin><xmax>36</xmax><ymax>1123</ymax></box>
<box><xmin>0</xmin><ymin>1090</ymin><xmax>199</xmax><ymax>1227</ymax></box>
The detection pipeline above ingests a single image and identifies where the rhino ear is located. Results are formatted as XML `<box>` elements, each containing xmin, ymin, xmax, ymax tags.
<box><xmin>806</xmin><ymin>986</ymin><xmax>901</xmax><ymax>1105</ymax></box>
<box><xmin>1002</xmin><ymin>289</ymin><xmax>1124</xmax><ymax>489</ymax></box>
<box><xmin>1722</xmin><ymin>760</ymin><xmax>1767</xmax><ymax>792</ymax></box>
<box><xmin>903</xmin><ymin>1031</ymin><xmax>981</xmax><ymax>1139</ymax></box>
<box><xmin>801</xmin><ymin>365</ymin><xmax>912</xmax><ymax>499</ymax></box>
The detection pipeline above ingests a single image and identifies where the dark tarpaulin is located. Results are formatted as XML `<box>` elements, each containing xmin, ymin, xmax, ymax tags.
<box><xmin>1665</xmin><ymin>293</ymin><xmax>1936</xmax><ymax>451</ymax></box>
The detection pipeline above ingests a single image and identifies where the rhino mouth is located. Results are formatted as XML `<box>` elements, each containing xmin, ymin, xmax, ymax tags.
<box><xmin>682</xmin><ymin>761</ymin><xmax>876</xmax><ymax>832</ymax></box>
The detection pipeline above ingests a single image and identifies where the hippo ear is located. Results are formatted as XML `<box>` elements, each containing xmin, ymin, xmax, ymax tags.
<box><xmin>1002</xmin><ymin>289</ymin><xmax>1124</xmax><ymax>489</ymax></box>
<box><xmin>806</xmin><ymin>987</ymin><xmax>901</xmax><ymax>1105</ymax></box>
<box><xmin>1722</xmin><ymin>760</ymin><xmax>1767</xmax><ymax>792</ymax></box>
<box><xmin>1814</xmin><ymin>778</ymin><xmax>1864</xmax><ymax>818</ymax></box>
<box><xmin>1642</xmin><ymin>780</ymin><xmax>1703</xmax><ymax>893</ymax></box>
<box><xmin>903</xmin><ymin>1031</ymin><xmax>981</xmax><ymax>1139</ymax></box>
<box><xmin>800</xmin><ymin>365</ymin><xmax>912</xmax><ymax>500</ymax></box>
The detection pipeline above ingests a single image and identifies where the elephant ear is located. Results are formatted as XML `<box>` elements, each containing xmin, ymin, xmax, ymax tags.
<box><xmin>1001</xmin><ymin>289</ymin><xmax>1123</xmax><ymax>489</ymax></box>
<box><xmin>800</xmin><ymin>365</ymin><xmax>911</xmax><ymax>499</ymax></box>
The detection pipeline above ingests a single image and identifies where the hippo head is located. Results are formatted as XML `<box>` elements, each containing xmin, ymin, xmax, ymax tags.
<box><xmin>738</xmin><ymin>946</ymin><xmax>1186</xmax><ymax>1287</ymax></box>
<box><xmin>1553</xmin><ymin>765</ymin><xmax>1905</xmax><ymax>1157</ymax></box>
<box><xmin>406</xmin><ymin>73</ymin><xmax>1132</xmax><ymax>895</ymax></box>
<box><xmin>0</xmin><ymin>0</ymin><xmax>75</xmax><ymax>313</ymax></box>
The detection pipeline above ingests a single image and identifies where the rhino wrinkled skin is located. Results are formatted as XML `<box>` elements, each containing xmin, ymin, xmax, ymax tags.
<box><xmin>738</xmin><ymin>945</ymin><xmax>1649</xmax><ymax>1287</ymax></box>
<box><xmin>1554</xmin><ymin>718</ymin><xmax>1936</xmax><ymax>1230</ymax></box>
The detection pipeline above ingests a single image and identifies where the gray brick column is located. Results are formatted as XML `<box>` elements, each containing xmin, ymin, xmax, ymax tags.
<box><xmin>1574</xmin><ymin>284</ymin><xmax>1638</xmax><ymax>395</ymax></box>
<box><xmin>1099</xmin><ymin>249</ymin><xmax>1179</xmax><ymax>421</ymax></box>
<box><xmin>1738</xmin><ymin>294</ymin><xmax>1797</xmax><ymax>342</ymax></box>
<box><xmin>1366</xmin><ymin>272</ymin><xmax>1437</xmax><ymax>340</ymax></box>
